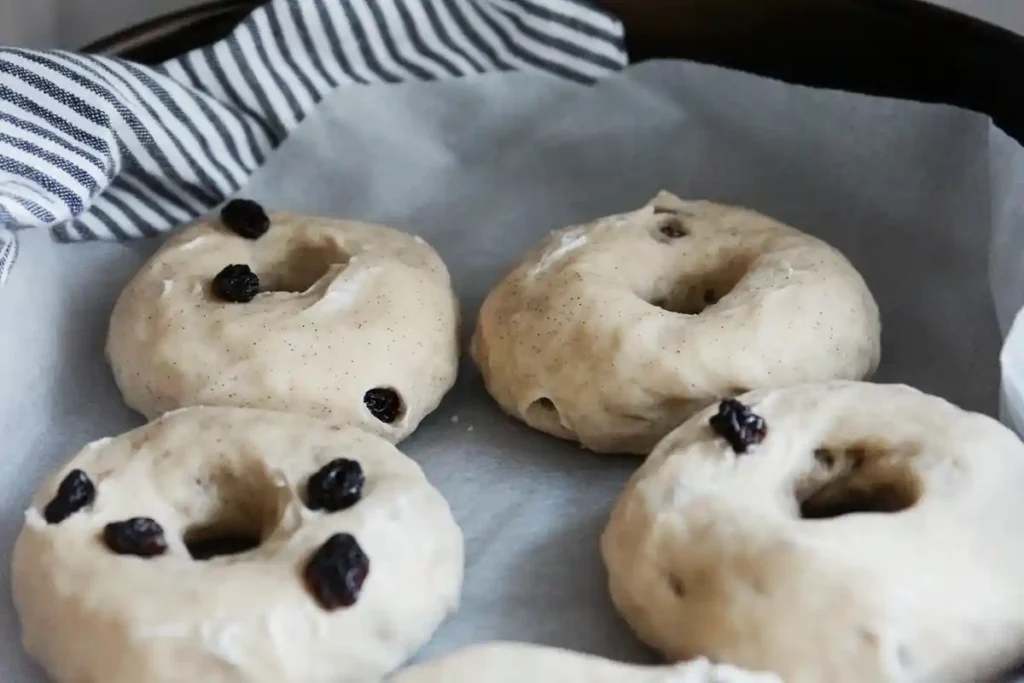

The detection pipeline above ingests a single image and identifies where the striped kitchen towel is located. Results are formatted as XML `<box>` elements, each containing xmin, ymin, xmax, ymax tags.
<box><xmin>0</xmin><ymin>0</ymin><xmax>627</xmax><ymax>285</ymax></box>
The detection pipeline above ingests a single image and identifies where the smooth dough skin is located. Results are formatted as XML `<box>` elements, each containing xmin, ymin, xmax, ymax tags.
<box><xmin>601</xmin><ymin>382</ymin><xmax>1024</xmax><ymax>683</ymax></box>
<box><xmin>12</xmin><ymin>407</ymin><xmax>464</xmax><ymax>683</ymax></box>
<box><xmin>471</xmin><ymin>191</ymin><xmax>880</xmax><ymax>454</ymax></box>
<box><xmin>106</xmin><ymin>211</ymin><xmax>460</xmax><ymax>443</ymax></box>
<box><xmin>389</xmin><ymin>642</ymin><xmax>782</xmax><ymax>682</ymax></box>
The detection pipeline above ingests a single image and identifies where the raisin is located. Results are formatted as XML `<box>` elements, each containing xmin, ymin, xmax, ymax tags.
<box><xmin>103</xmin><ymin>517</ymin><xmax>168</xmax><ymax>557</ymax></box>
<box><xmin>212</xmin><ymin>264</ymin><xmax>259</xmax><ymax>303</ymax></box>
<box><xmin>220</xmin><ymin>199</ymin><xmax>270</xmax><ymax>240</ymax></box>
<box><xmin>709</xmin><ymin>399</ymin><xmax>767</xmax><ymax>454</ymax></box>
<box><xmin>304</xmin><ymin>533</ymin><xmax>370</xmax><ymax>610</ymax></box>
<box><xmin>659</xmin><ymin>216</ymin><xmax>687</xmax><ymax>238</ymax></box>
<box><xmin>43</xmin><ymin>469</ymin><xmax>96</xmax><ymax>524</ymax></box>
<box><xmin>364</xmin><ymin>388</ymin><xmax>401</xmax><ymax>424</ymax></box>
<box><xmin>307</xmin><ymin>459</ymin><xmax>365</xmax><ymax>512</ymax></box>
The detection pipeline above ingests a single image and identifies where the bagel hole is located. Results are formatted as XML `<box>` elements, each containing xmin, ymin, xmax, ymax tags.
<box><xmin>261</xmin><ymin>237</ymin><xmax>349</xmax><ymax>293</ymax></box>
<box><xmin>797</xmin><ymin>444</ymin><xmax>921</xmax><ymax>520</ymax></box>
<box><xmin>182</xmin><ymin>470</ymin><xmax>282</xmax><ymax>560</ymax></box>
<box><xmin>647</xmin><ymin>260</ymin><xmax>747</xmax><ymax>316</ymax></box>
<box><xmin>524</xmin><ymin>396</ymin><xmax>573</xmax><ymax>439</ymax></box>
<box><xmin>667</xmin><ymin>573</ymin><xmax>686</xmax><ymax>598</ymax></box>
<box><xmin>185</xmin><ymin>531</ymin><xmax>261</xmax><ymax>560</ymax></box>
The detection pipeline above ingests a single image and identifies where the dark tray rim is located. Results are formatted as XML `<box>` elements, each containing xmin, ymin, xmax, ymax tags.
<box><xmin>79</xmin><ymin>0</ymin><xmax>1024</xmax><ymax>142</ymax></box>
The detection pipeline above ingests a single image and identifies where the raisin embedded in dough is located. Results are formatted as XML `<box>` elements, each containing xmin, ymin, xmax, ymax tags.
<box><xmin>43</xmin><ymin>470</ymin><xmax>95</xmax><ymax>524</ymax></box>
<box><xmin>12</xmin><ymin>407</ymin><xmax>464</xmax><ymax>683</ymax></box>
<box><xmin>103</xmin><ymin>518</ymin><xmax>168</xmax><ymax>557</ymax></box>
<box><xmin>304</xmin><ymin>533</ymin><xmax>370</xmax><ymax>610</ymax></box>
<box><xmin>220</xmin><ymin>198</ymin><xmax>270</xmax><ymax>240</ymax></box>
<box><xmin>471</xmin><ymin>190</ymin><xmax>880</xmax><ymax>454</ymax></box>
<box><xmin>602</xmin><ymin>381</ymin><xmax>1024</xmax><ymax>683</ymax></box>
<box><xmin>306</xmin><ymin>458</ymin><xmax>365</xmax><ymax>512</ymax></box>
<box><xmin>106</xmin><ymin>212</ymin><xmax>459</xmax><ymax>445</ymax></box>
<box><xmin>212</xmin><ymin>264</ymin><xmax>259</xmax><ymax>303</ymax></box>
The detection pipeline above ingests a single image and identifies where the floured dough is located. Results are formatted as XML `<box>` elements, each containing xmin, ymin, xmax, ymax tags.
<box><xmin>389</xmin><ymin>642</ymin><xmax>782</xmax><ymax>682</ymax></box>
<box><xmin>106</xmin><ymin>209</ymin><xmax>460</xmax><ymax>443</ymax></box>
<box><xmin>390</xmin><ymin>642</ymin><xmax>782</xmax><ymax>682</ymax></box>
<box><xmin>601</xmin><ymin>381</ymin><xmax>1024</xmax><ymax>683</ymax></box>
<box><xmin>12</xmin><ymin>407</ymin><xmax>464</xmax><ymax>683</ymax></box>
<box><xmin>472</xmin><ymin>191</ymin><xmax>880</xmax><ymax>454</ymax></box>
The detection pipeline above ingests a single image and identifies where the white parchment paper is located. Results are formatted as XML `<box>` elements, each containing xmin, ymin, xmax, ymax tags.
<box><xmin>3</xmin><ymin>61</ymin><xmax>1024</xmax><ymax>681</ymax></box>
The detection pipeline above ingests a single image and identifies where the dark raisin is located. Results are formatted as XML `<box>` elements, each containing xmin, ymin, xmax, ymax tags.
<box><xmin>220</xmin><ymin>199</ymin><xmax>270</xmax><ymax>239</ymax></box>
<box><xmin>103</xmin><ymin>517</ymin><xmax>168</xmax><ymax>557</ymax></box>
<box><xmin>304</xmin><ymin>533</ymin><xmax>370</xmax><ymax>610</ymax></box>
<box><xmin>44</xmin><ymin>469</ymin><xmax>96</xmax><ymax>524</ymax></box>
<box><xmin>363</xmin><ymin>388</ymin><xmax>401</xmax><ymax>424</ymax></box>
<box><xmin>709</xmin><ymin>399</ymin><xmax>767</xmax><ymax>454</ymax></box>
<box><xmin>307</xmin><ymin>459</ymin><xmax>365</xmax><ymax>512</ymax></box>
<box><xmin>212</xmin><ymin>264</ymin><xmax>259</xmax><ymax>303</ymax></box>
<box><xmin>658</xmin><ymin>216</ymin><xmax>687</xmax><ymax>238</ymax></box>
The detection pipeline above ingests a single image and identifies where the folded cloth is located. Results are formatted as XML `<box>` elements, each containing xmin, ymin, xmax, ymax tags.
<box><xmin>0</xmin><ymin>0</ymin><xmax>627</xmax><ymax>285</ymax></box>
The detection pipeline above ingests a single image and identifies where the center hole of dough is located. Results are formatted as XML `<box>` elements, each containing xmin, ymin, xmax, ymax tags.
<box><xmin>261</xmin><ymin>237</ymin><xmax>349</xmax><ymax>293</ymax></box>
<box><xmin>796</xmin><ymin>445</ymin><xmax>922</xmax><ymax>520</ymax></box>
<box><xmin>647</xmin><ymin>258</ymin><xmax>748</xmax><ymax>315</ymax></box>
<box><xmin>182</xmin><ymin>469</ymin><xmax>282</xmax><ymax>561</ymax></box>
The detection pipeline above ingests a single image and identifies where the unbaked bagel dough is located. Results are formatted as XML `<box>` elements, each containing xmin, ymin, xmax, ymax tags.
<box><xmin>12</xmin><ymin>407</ymin><xmax>464</xmax><ymax>683</ymax></box>
<box><xmin>601</xmin><ymin>381</ymin><xmax>1024</xmax><ymax>683</ymax></box>
<box><xmin>106</xmin><ymin>208</ymin><xmax>460</xmax><ymax>443</ymax></box>
<box><xmin>389</xmin><ymin>642</ymin><xmax>782</xmax><ymax>682</ymax></box>
<box><xmin>471</xmin><ymin>191</ymin><xmax>880</xmax><ymax>454</ymax></box>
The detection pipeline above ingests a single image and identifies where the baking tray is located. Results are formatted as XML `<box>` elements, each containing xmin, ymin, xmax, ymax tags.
<box><xmin>83</xmin><ymin>0</ymin><xmax>1024</xmax><ymax>143</ymax></box>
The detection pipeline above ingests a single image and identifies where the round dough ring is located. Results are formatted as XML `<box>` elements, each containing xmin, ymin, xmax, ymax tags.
<box><xmin>601</xmin><ymin>381</ymin><xmax>1024</xmax><ymax>683</ymax></box>
<box><xmin>472</xmin><ymin>191</ymin><xmax>880</xmax><ymax>454</ymax></box>
<box><xmin>389</xmin><ymin>642</ymin><xmax>782</xmax><ymax>682</ymax></box>
<box><xmin>106</xmin><ymin>209</ymin><xmax>460</xmax><ymax>443</ymax></box>
<box><xmin>12</xmin><ymin>407</ymin><xmax>464</xmax><ymax>683</ymax></box>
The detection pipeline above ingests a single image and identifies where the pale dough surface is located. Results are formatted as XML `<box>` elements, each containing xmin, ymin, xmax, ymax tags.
<box><xmin>388</xmin><ymin>642</ymin><xmax>782</xmax><ymax>682</ymax></box>
<box><xmin>601</xmin><ymin>381</ymin><xmax>1024</xmax><ymax>683</ymax></box>
<box><xmin>472</xmin><ymin>191</ymin><xmax>881</xmax><ymax>454</ymax></box>
<box><xmin>106</xmin><ymin>212</ymin><xmax>460</xmax><ymax>443</ymax></box>
<box><xmin>12</xmin><ymin>407</ymin><xmax>464</xmax><ymax>683</ymax></box>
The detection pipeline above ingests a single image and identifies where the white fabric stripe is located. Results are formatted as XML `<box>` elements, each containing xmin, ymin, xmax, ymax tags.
<box><xmin>209</xmin><ymin>40</ymin><xmax>283</xmax><ymax>136</ymax></box>
<box><xmin>0</xmin><ymin>0</ymin><xmax>626</xmax><ymax>283</ymax></box>
<box><xmin>491</xmin><ymin>0</ymin><xmax>624</xmax><ymax>64</ymax></box>
<box><xmin>527</xmin><ymin>0</ymin><xmax>623</xmax><ymax>37</ymax></box>
<box><xmin>301</xmin><ymin>1</ymin><xmax>360</xmax><ymax>86</ymax></box>
<box><xmin>0</xmin><ymin>55</ymin><xmax>114</xmax><ymax>149</ymax></box>
<box><xmin>89</xmin><ymin>57</ymin><xmax>237</xmax><ymax>194</ymax></box>
<box><xmin>132</xmin><ymin>65</ymin><xmax>252</xmax><ymax>188</ymax></box>
<box><xmin>12</xmin><ymin>52</ymin><xmax>210</xmax><ymax>214</ymax></box>
<box><xmin>119</xmin><ymin>173</ymin><xmax>195</xmax><ymax>223</ymax></box>
<box><xmin>351</xmin><ymin>0</ymin><xmax>428</xmax><ymax>81</ymax></box>
<box><xmin>0</xmin><ymin>137</ymin><xmax>93</xmax><ymax>209</ymax></box>
<box><xmin>179</xmin><ymin>50</ymin><xmax>272</xmax><ymax>169</ymax></box>
<box><xmin>266</xmin><ymin>6</ymin><xmax>335</xmax><ymax>98</ymax></box>
<box><xmin>321</xmin><ymin>0</ymin><xmax>386</xmax><ymax>84</ymax></box>
<box><xmin>474</xmin><ymin>0</ymin><xmax>609</xmax><ymax>80</ymax></box>
<box><xmin>450</xmin><ymin>0</ymin><xmax>532</xmax><ymax>70</ymax></box>
<box><xmin>233</xmin><ymin>22</ymin><xmax>302</xmax><ymax>130</ymax></box>
<box><xmin>422</xmin><ymin>0</ymin><xmax>491</xmax><ymax>71</ymax></box>
<box><xmin>0</xmin><ymin>170</ymin><xmax>64</xmax><ymax>218</ymax></box>
<box><xmin>372</xmin><ymin>1</ymin><xmax>448</xmax><ymax>79</ymax></box>
<box><xmin>0</xmin><ymin>228</ymin><xmax>16</xmax><ymax>286</ymax></box>
<box><xmin>0</xmin><ymin>121</ymin><xmax>109</xmax><ymax>190</ymax></box>
<box><xmin>401</xmin><ymin>0</ymin><xmax>480</xmax><ymax>74</ymax></box>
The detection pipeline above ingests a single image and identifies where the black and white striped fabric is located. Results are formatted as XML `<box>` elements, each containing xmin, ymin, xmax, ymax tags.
<box><xmin>0</xmin><ymin>0</ymin><xmax>627</xmax><ymax>285</ymax></box>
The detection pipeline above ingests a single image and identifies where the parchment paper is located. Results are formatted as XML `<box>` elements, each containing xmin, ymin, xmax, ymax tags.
<box><xmin>3</xmin><ymin>60</ymin><xmax>1024</xmax><ymax>681</ymax></box>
